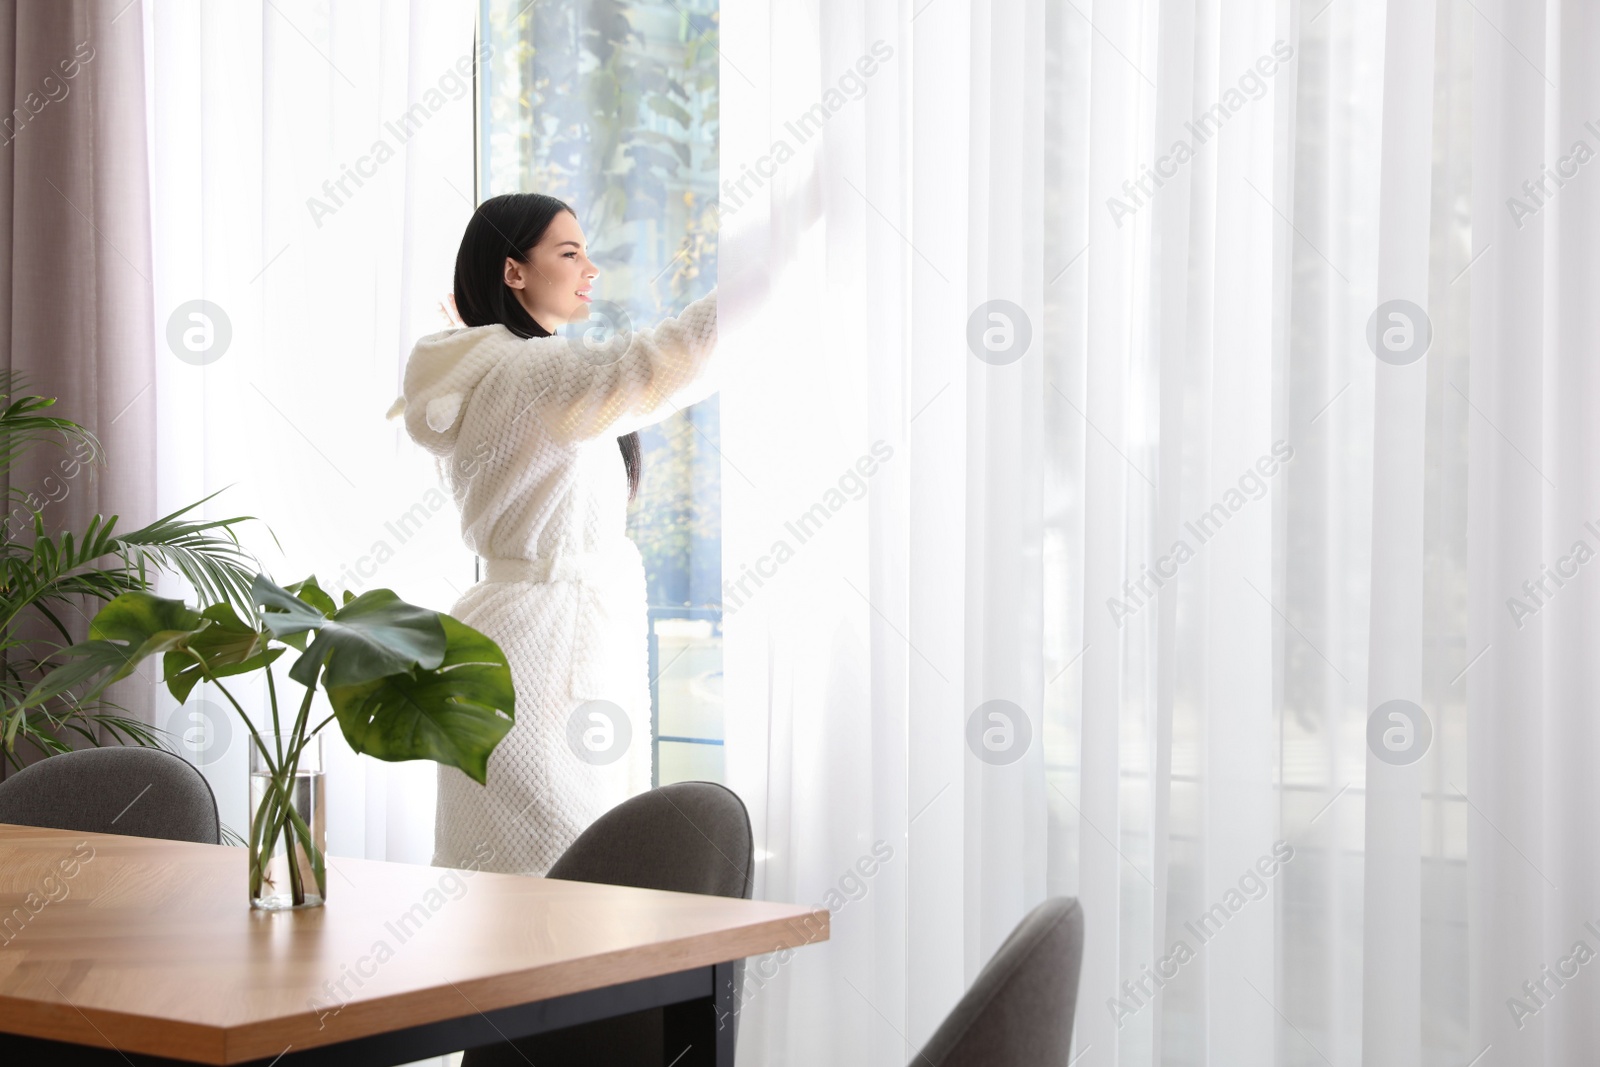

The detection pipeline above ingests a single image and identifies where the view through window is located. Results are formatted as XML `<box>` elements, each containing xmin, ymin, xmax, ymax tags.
<box><xmin>478</xmin><ymin>0</ymin><xmax>722</xmax><ymax>787</ymax></box>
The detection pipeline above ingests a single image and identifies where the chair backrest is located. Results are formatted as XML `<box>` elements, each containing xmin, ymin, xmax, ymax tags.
<box><xmin>0</xmin><ymin>747</ymin><xmax>221</xmax><ymax>845</ymax></box>
<box><xmin>912</xmin><ymin>897</ymin><xmax>1085</xmax><ymax>1067</ymax></box>
<box><xmin>546</xmin><ymin>780</ymin><xmax>754</xmax><ymax>899</ymax></box>
<box><xmin>460</xmin><ymin>783</ymin><xmax>756</xmax><ymax>1067</ymax></box>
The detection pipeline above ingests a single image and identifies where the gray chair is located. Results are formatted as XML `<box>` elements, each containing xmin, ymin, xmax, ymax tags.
<box><xmin>0</xmin><ymin>746</ymin><xmax>221</xmax><ymax>844</ymax></box>
<box><xmin>463</xmin><ymin>781</ymin><xmax>754</xmax><ymax>1067</ymax></box>
<box><xmin>911</xmin><ymin>897</ymin><xmax>1085</xmax><ymax>1066</ymax></box>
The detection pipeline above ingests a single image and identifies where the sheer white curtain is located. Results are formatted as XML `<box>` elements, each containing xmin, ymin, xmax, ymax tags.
<box><xmin>1470</xmin><ymin>0</ymin><xmax>1600</xmax><ymax>1061</ymax></box>
<box><xmin>143</xmin><ymin>0</ymin><xmax>477</xmax><ymax>868</ymax></box>
<box><xmin>718</xmin><ymin>0</ymin><xmax>1526</xmax><ymax>1064</ymax></box>
<box><xmin>719</xmin><ymin>0</ymin><xmax>1049</xmax><ymax>1062</ymax></box>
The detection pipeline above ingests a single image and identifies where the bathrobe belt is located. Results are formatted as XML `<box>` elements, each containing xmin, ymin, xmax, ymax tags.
<box><xmin>482</xmin><ymin>543</ymin><xmax>645</xmax><ymax>703</ymax></box>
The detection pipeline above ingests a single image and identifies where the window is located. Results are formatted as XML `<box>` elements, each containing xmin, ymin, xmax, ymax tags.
<box><xmin>478</xmin><ymin>0</ymin><xmax>722</xmax><ymax>786</ymax></box>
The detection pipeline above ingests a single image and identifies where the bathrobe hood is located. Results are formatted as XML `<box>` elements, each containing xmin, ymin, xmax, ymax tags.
<box><xmin>386</xmin><ymin>324</ymin><xmax>510</xmax><ymax>457</ymax></box>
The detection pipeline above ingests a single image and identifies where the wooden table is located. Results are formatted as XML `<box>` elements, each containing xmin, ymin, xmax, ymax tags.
<box><xmin>0</xmin><ymin>824</ymin><xmax>828</xmax><ymax>1065</ymax></box>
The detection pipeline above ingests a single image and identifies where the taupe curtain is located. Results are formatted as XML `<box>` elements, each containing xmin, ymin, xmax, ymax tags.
<box><xmin>0</xmin><ymin>0</ymin><xmax>156</xmax><ymax>757</ymax></box>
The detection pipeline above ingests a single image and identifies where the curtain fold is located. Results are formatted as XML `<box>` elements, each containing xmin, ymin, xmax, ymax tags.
<box><xmin>0</xmin><ymin>0</ymin><xmax>158</xmax><ymax>747</ymax></box>
<box><xmin>720</xmin><ymin>0</ymin><xmax>1502</xmax><ymax>1063</ymax></box>
<box><xmin>1469</xmin><ymin>0</ymin><xmax>1600</xmax><ymax>1060</ymax></box>
<box><xmin>1362</xmin><ymin>0</ymin><xmax>1437</xmax><ymax>1060</ymax></box>
<box><xmin>143</xmin><ymin>0</ymin><xmax>477</xmax><ymax>886</ymax></box>
<box><xmin>0</xmin><ymin>0</ymin><xmax>156</xmax><ymax>513</ymax></box>
<box><xmin>720</xmin><ymin>0</ymin><xmax>1049</xmax><ymax>1062</ymax></box>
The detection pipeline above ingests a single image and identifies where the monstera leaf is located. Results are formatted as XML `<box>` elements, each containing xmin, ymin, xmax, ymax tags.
<box><xmin>27</xmin><ymin>576</ymin><xmax>512</xmax><ymax>786</ymax></box>
<box><xmin>163</xmin><ymin>602</ymin><xmax>284</xmax><ymax>703</ymax></box>
<box><xmin>325</xmin><ymin>614</ymin><xmax>515</xmax><ymax>785</ymax></box>
<box><xmin>20</xmin><ymin>592</ymin><xmax>208</xmax><ymax>710</ymax></box>
<box><xmin>28</xmin><ymin>573</ymin><xmax>515</xmax><ymax>912</ymax></box>
<box><xmin>252</xmin><ymin>574</ymin><xmax>446</xmax><ymax>689</ymax></box>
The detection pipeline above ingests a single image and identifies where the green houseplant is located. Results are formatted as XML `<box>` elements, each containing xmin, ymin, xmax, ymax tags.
<box><xmin>25</xmin><ymin>573</ymin><xmax>516</xmax><ymax>909</ymax></box>
<box><xmin>0</xmin><ymin>374</ymin><xmax>261</xmax><ymax>770</ymax></box>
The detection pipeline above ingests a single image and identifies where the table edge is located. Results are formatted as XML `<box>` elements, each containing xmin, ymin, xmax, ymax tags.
<box><xmin>0</xmin><ymin>908</ymin><xmax>831</xmax><ymax>1064</ymax></box>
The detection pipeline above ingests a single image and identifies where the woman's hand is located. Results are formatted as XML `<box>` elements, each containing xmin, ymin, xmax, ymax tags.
<box><xmin>439</xmin><ymin>292</ymin><xmax>465</xmax><ymax>327</ymax></box>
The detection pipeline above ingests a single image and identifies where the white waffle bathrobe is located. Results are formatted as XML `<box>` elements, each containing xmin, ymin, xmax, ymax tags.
<box><xmin>392</xmin><ymin>288</ymin><xmax>719</xmax><ymax>875</ymax></box>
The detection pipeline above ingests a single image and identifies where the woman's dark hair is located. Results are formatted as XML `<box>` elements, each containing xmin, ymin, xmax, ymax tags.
<box><xmin>452</xmin><ymin>191</ymin><xmax>642</xmax><ymax>501</ymax></box>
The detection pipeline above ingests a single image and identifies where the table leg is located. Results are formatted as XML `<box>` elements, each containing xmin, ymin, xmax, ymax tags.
<box><xmin>663</xmin><ymin>960</ymin><xmax>736</xmax><ymax>1066</ymax></box>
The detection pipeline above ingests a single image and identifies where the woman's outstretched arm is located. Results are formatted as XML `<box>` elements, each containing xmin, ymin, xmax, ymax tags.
<box><xmin>515</xmin><ymin>286</ymin><xmax>719</xmax><ymax>442</ymax></box>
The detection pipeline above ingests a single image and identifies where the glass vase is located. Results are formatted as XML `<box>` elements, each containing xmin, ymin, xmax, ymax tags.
<box><xmin>248</xmin><ymin>734</ymin><xmax>326</xmax><ymax>910</ymax></box>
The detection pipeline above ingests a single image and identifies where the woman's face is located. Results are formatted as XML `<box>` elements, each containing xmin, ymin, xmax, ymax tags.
<box><xmin>502</xmin><ymin>209</ymin><xmax>596</xmax><ymax>331</ymax></box>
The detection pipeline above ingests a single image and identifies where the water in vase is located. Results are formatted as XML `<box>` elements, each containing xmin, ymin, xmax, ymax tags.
<box><xmin>248</xmin><ymin>769</ymin><xmax>326</xmax><ymax>910</ymax></box>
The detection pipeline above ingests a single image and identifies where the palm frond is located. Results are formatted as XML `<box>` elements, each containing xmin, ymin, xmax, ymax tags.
<box><xmin>0</xmin><ymin>375</ymin><xmax>104</xmax><ymax>474</ymax></box>
<box><xmin>0</xmin><ymin>512</ymin><xmax>134</xmax><ymax>631</ymax></box>
<box><xmin>110</xmin><ymin>489</ymin><xmax>264</xmax><ymax>620</ymax></box>
<box><xmin>1</xmin><ymin>705</ymin><xmax>173</xmax><ymax>770</ymax></box>
<box><xmin>76</xmin><ymin>710</ymin><xmax>173</xmax><ymax>752</ymax></box>
<box><xmin>0</xmin><ymin>379</ymin><xmax>267</xmax><ymax>766</ymax></box>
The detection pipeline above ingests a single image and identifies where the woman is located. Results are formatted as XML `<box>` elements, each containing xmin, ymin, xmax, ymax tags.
<box><xmin>386</xmin><ymin>192</ymin><xmax>719</xmax><ymax>875</ymax></box>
